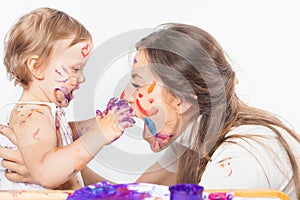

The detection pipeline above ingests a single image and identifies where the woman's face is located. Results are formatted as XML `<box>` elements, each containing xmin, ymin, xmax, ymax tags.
<box><xmin>122</xmin><ymin>50</ymin><xmax>183</xmax><ymax>152</ymax></box>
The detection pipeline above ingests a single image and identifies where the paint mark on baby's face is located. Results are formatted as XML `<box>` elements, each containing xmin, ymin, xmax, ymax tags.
<box><xmin>33</xmin><ymin>128</ymin><xmax>40</xmax><ymax>140</ymax></box>
<box><xmin>54</xmin><ymin>66</ymin><xmax>70</xmax><ymax>84</ymax></box>
<box><xmin>81</xmin><ymin>44</ymin><xmax>91</xmax><ymax>58</ymax></box>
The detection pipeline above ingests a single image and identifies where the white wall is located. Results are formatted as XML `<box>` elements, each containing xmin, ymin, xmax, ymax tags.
<box><xmin>0</xmin><ymin>0</ymin><xmax>299</xmax><ymax>183</ymax></box>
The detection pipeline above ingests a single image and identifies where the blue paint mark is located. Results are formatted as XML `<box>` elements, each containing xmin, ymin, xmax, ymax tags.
<box><xmin>144</xmin><ymin>117</ymin><xmax>157</xmax><ymax>136</ymax></box>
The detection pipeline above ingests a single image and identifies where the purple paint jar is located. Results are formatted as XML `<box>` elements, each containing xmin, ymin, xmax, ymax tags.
<box><xmin>169</xmin><ymin>184</ymin><xmax>204</xmax><ymax>200</ymax></box>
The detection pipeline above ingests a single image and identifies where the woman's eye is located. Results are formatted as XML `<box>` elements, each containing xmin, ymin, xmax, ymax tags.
<box><xmin>131</xmin><ymin>83</ymin><xmax>140</xmax><ymax>88</ymax></box>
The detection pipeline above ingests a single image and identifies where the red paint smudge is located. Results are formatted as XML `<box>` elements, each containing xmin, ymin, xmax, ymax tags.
<box><xmin>148</xmin><ymin>98</ymin><xmax>154</xmax><ymax>104</ymax></box>
<box><xmin>81</xmin><ymin>44</ymin><xmax>91</xmax><ymax>58</ymax></box>
<box><xmin>33</xmin><ymin>128</ymin><xmax>40</xmax><ymax>139</ymax></box>
<box><xmin>120</xmin><ymin>90</ymin><xmax>125</xmax><ymax>99</ymax></box>
<box><xmin>136</xmin><ymin>99</ymin><xmax>158</xmax><ymax>117</ymax></box>
<box><xmin>138</xmin><ymin>93</ymin><xmax>143</xmax><ymax>98</ymax></box>
<box><xmin>27</xmin><ymin>113</ymin><xmax>32</xmax><ymax>118</ymax></box>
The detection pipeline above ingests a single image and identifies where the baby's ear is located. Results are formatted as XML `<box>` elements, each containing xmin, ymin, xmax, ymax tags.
<box><xmin>26</xmin><ymin>55</ymin><xmax>44</xmax><ymax>80</ymax></box>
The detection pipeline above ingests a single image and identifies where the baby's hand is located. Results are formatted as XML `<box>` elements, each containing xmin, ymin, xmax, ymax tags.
<box><xmin>95</xmin><ymin>97</ymin><xmax>135</xmax><ymax>143</ymax></box>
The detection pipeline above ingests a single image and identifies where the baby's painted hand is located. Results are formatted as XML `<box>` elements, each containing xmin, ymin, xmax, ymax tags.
<box><xmin>95</xmin><ymin>97</ymin><xmax>135</xmax><ymax>143</ymax></box>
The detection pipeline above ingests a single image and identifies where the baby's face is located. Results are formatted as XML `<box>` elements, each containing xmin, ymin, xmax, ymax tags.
<box><xmin>43</xmin><ymin>38</ymin><xmax>92</xmax><ymax>107</ymax></box>
<box><xmin>121</xmin><ymin>50</ymin><xmax>183</xmax><ymax>152</ymax></box>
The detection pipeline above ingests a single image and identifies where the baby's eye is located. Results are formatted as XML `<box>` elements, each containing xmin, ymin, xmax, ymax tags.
<box><xmin>131</xmin><ymin>83</ymin><xmax>140</xmax><ymax>88</ymax></box>
<box><xmin>73</xmin><ymin>68</ymin><xmax>81</xmax><ymax>73</ymax></box>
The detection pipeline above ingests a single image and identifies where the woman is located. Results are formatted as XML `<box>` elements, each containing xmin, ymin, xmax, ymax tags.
<box><xmin>1</xmin><ymin>23</ymin><xmax>300</xmax><ymax>199</ymax></box>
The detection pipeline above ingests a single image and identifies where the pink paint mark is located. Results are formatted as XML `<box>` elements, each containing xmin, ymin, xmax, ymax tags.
<box><xmin>62</xmin><ymin>66</ymin><xmax>68</xmax><ymax>73</ymax></box>
<box><xmin>138</xmin><ymin>93</ymin><xmax>143</xmax><ymax>98</ymax></box>
<box><xmin>148</xmin><ymin>98</ymin><xmax>154</xmax><ymax>104</ymax></box>
<box><xmin>55</xmin><ymin>78</ymin><xmax>69</xmax><ymax>83</ymax></box>
<box><xmin>136</xmin><ymin>99</ymin><xmax>158</xmax><ymax>117</ymax></box>
<box><xmin>55</xmin><ymin>69</ymin><xmax>63</xmax><ymax>76</ymax></box>
<box><xmin>155</xmin><ymin>132</ymin><xmax>173</xmax><ymax>140</ymax></box>
<box><xmin>81</xmin><ymin>44</ymin><xmax>91</xmax><ymax>58</ymax></box>
<box><xmin>33</xmin><ymin>128</ymin><xmax>40</xmax><ymax>139</ymax></box>
<box><xmin>228</xmin><ymin>168</ymin><xmax>233</xmax><ymax>177</ymax></box>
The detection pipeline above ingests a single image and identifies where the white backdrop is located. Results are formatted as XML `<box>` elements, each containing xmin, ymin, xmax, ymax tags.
<box><xmin>0</xmin><ymin>0</ymin><xmax>299</xmax><ymax>183</ymax></box>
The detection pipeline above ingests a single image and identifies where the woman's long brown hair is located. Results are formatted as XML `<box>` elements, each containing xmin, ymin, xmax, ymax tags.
<box><xmin>136</xmin><ymin>23</ymin><xmax>300</xmax><ymax>199</ymax></box>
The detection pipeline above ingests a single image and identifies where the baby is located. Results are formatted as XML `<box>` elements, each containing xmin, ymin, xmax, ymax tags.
<box><xmin>0</xmin><ymin>7</ymin><xmax>135</xmax><ymax>189</ymax></box>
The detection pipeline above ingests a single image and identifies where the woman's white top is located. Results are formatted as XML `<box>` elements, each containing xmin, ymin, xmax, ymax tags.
<box><xmin>158</xmin><ymin>122</ymin><xmax>300</xmax><ymax>199</ymax></box>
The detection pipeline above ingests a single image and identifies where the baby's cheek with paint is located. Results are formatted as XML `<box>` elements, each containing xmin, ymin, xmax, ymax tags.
<box><xmin>67</xmin><ymin>74</ymin><xmax>78</xmax><ymax>87</ymax></box>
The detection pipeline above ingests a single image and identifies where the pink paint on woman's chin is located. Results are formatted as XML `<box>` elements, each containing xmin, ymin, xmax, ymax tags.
<box><xmin>150</xmin><ymin>132</ymin><xmax>174</xmax><ymax>152</ymax></box>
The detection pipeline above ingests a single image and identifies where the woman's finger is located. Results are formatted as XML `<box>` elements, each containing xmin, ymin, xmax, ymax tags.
<box><xmin>0</xmin><ymin>125</ymin><xmax>17</xmax><ymax>145</ymax></box>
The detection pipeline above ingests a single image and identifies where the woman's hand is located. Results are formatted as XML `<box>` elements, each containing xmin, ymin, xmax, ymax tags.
<box><xmin>0</xmin><ymin>125</ymin><xmax>35</xmax><ymax>183</ymax></box>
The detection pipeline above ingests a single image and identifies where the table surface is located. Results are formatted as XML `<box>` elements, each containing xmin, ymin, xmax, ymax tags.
<box><xmin>0</xmin><ymin>189</ymin><xmax>289</xmax><ymax>200</ymax></box>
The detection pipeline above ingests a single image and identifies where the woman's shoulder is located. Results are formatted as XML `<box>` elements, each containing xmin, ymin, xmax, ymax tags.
<box><xmin>225</xmin><ymin>124</ymin><xmax>299</xmax><ymax>149</ymax></box>
<box><xmin>227</xmin><ymin>124</ymin><xmax>278</xmax><ymax>136</ymax></box>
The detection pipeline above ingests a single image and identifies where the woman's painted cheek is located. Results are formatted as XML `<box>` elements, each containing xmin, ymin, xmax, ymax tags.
<box><xmin>136</xmin><ymin>94</ymin><xmax>158</xmax><ymax>117</ymax></box>
<box><xmin>135</xmin><ymin>81</ymin><xmax>158</xmax><ymax>117</ymax></box>
<box><xmin>144</xmin><ymin>117</ymin><xmax>157</xmax><ymax>136</ymax></box>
